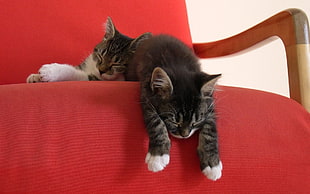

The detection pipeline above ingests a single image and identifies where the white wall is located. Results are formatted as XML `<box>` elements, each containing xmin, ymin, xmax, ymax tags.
<box><xmin>185</xmin><ymin>0</ymin><xmax>310</xmax><ymax>97</ymax></box>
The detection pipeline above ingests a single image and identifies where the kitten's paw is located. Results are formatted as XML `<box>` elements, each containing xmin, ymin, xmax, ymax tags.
<box><xmin>145</xmin><ymin>153</ymin><xmax>170</xmax><ymax>172</ymax></box>
<box><xmin>39</xmin><ymin>63</ymin><xmax>65</xmax><ymax>82</ymax></box>
<box><xmin>26</xmin><ymin>74</ymin><xmax>42</xmax><ymax>83</ymax></box>
<box><xmin>202</xmin><ymin>161</ymin><xmax>223</xmax><ymax>181</ymax></box>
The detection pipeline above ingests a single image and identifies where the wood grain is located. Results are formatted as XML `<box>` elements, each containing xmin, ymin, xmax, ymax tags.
<box><xmin>193</xmin><ymin>9</ymin><xmax>310</xmax><ymax>112</ymax></box>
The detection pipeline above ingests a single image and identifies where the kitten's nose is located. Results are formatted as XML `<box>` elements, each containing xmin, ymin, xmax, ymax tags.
<box><xmin>180</xmin><ymin>129</ymin><xmax>190</xmax><ymax>137</ymax></box>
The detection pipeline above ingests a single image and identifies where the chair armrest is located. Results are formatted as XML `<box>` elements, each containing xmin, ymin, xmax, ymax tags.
<box><xmin>193</xmin><ymin>9</ymin><xmax>310</xmax><ymax>112</ymax></box>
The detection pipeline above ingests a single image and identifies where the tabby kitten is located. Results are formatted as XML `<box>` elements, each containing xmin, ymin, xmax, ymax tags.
<box><xmin>27</xmin><ymin>17</ymin><xmax>151</xmax><ymax>83</ymax></box>
<box><xmin>131</xmin><ymin>35</ymin><xmax>222</xmax><ymax>181</ymax></box>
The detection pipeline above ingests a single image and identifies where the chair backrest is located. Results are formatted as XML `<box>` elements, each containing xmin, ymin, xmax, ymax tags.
<box><xmin>0</xmin><ymin>0</ymin><xmax>192</xmax><ymax>84</ymax></box>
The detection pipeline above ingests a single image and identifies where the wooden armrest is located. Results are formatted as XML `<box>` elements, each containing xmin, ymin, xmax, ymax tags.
<box><xmin>193</xmin><ymin>9</ymin><xmax>310</xmax><ymax>112</ymax></box>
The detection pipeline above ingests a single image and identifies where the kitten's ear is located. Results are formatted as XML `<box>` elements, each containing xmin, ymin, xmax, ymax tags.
<box><xmin>200</xmin><ymin>74</ymin><xmax>221</xmax><ymax>97</ymax></box>
<box><xmin>151</xmin><ymin>67</ymin><xmax>173</xmax><ymax>100</ymax></box>
<box><xmin>104</xmin><ymin>17</ymin><xmax>116</xmax><ymax>39</ymax></box>
<box><xmin>129</xmin><ymin>32</ymin><xmax>152</xmax><ymax>51</ymax></box>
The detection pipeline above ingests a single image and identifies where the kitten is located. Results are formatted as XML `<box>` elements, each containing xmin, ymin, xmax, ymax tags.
<box><xmin>27</xmin><ymin>17</ymin><xmax>151</xmax><ymax>83</ymax></box>
<box><xmin>131</xmin><ymin>34</ymin><xmax>222</xmax><ymax>181</ymax></box>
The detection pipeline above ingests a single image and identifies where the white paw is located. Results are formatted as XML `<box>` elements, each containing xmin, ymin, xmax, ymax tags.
<box><xmin>145</xmin><ymin>153</ymin><xmax>170</xmax><ymax>172</ymax></box>
<box><xmin>39</xmin><ymin>63</ymin><xmax>71</xmax><ymax>82</ymax></box>
<box><xmin>26</xmin><ymin>74</ymin><xmax>42</xmax><ymax>83</ymax></box>
<box><xmin>202</xmin><ymin>161</ymin><xmax>223</xmax><ymax>181</ymax></box>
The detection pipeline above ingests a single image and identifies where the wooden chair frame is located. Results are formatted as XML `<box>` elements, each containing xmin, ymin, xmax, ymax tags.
<box><xmin>193</xmin><ymin>9</ymin><xmax>310</xmax><ymax>112</ymax></box>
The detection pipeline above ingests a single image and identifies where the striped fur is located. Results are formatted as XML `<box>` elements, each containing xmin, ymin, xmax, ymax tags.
<box><xmin>27</xmin><ymin>17</ymin><xmax>150</xmax><ymax>83</ymax></box>
<box><xmin>132</xmin><ymin>35</ymin><xmax>222</xmax><ymax>179</ymax></box>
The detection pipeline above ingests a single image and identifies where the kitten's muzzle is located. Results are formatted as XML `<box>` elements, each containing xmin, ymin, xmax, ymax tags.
<box><xmin>170</xmin><ymin>127</ymin><xmax>199</xmax><ymax>139</ymax></box>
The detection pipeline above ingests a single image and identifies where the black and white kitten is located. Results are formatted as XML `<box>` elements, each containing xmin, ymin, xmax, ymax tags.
<box><xmin>131</xmin><ymin>35</ymin><xmax>222</xmax><ymax>181</ymax></box>
<box><xmin>27</xmin><ymin>17</ymin><xmax>150</xmax><ymax>83</ymax></box>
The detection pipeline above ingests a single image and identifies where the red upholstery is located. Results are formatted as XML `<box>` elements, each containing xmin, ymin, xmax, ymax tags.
<box><xmin>0</xmin><ymin>82</ymin><xmax>309</xmax><ymax>193</ymax></box>
<box><xmin>1</xmin><ymin>0</ymin><xmax>310</xmax><ymax>193</ymax></box>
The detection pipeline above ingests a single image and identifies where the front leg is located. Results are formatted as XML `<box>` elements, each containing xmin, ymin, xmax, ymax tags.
<box><xmin>197</xmin><ymin>121</ymin><xmax>222</xmax><ymax>181</ymax></box>
<box><xmin>27</xmin><ymin>63</ymin><xmax>89</xmax><ymax>83</ymax></box>
<box><xmin>142</xmin><ymin>101</ymin><xmax>171</xmax><ymax>172</ymax></box>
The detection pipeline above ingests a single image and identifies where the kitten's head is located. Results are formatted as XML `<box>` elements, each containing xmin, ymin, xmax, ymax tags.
<box><xmin>93</xmin><ymin>17</ymin><xmax>151</xmax><ymax>80</ymax></box>
<box><xmin>150</xmin><ymin>67</ymin><xmax>221</xmax><ymax>139</ymax></box>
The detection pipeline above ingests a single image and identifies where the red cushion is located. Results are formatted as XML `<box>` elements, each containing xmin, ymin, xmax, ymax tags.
<box><xmin>0</xmin><ymin>82</ymin><xmax>309</xmax><ymax>193</ymax></box>
<box><xmin>0</xmin><ymin>0</ymin><xmax>191</xmax><ymax>84</ymax></box>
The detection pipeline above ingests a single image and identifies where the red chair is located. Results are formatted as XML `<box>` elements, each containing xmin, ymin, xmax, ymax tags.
<box><xmin>0</xmin><ymin>0</ymin><xmax>309</xmax><ymax>193</ymax></box>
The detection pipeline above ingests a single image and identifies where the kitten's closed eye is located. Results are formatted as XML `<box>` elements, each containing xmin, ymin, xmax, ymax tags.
<box><xmin>113</xmin><ymin>56</ymin><xmax>121</xmax><ymax>63</ymax></box>
<box><xmin>192</xmin><ymin>118</ymin><xmax>205</xmax><ymax>128</ymax></box>
<box><xmin>169</xmin><ymin>120</ymin><xmax>181</xmax><ymax>128</ymax></box>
